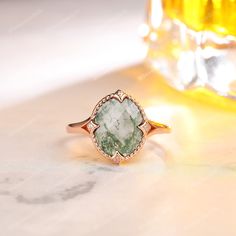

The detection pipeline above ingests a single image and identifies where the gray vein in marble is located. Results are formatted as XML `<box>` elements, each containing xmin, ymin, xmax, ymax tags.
<box><xmin>16</xmin><ymin>194</ymin><xmax>55</xmax><ymax>204</ymax></box>
<box><xmin>59</xmin><ymin>181</ymin><xmax>95</xmax><ymax>201</ymax></box>
<box><xmin>0</xmin><ymin>177</ymin><xmax>24</xmax><ymax>185</ymax></box>
<box><xmin>0</xmin><ymin>178</ymin><xmax>10</xmax><ymax>184</ymax></box>
<box><xmin>97</xmin><ymin>166</ymin><xmax>116</xmax><ymax>172</ymax></box>
<box><xmin>0</xmin><ymin>190</ymin><xmax>10</xmax><ymax>196</ymax></box>
<box><xmin>0</xmin><ymin>181</ymin><xmax>96</xmax><ymax>205</ymax></box>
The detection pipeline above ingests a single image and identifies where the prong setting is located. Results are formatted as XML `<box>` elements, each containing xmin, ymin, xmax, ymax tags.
<box><xmin>113</xmin><ymin>89</ymin><xmax>128</xmax><ymax>103</ymax></box>
<box><xmin>138</xmin><ymin>121</ymin><xmax>151</xmax><ymax>137</ymax></box>
<box><xmin>111</xmin><ymin>151</ymin><xmax>124</xmax><ymax>164</ymax></box>
<box><xmin>86</xmin><ymin>120</ymin><xmax>99</xmax><ymax>134</ymax></box>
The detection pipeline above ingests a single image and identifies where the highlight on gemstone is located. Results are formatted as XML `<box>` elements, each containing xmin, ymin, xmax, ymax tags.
<box><xmin>93</xmin><ymin>96</ymin><xmax>144</xmax><ymax>158</ymax></box>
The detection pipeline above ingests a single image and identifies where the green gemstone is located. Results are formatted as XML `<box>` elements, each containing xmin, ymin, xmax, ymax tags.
<box><xmin>94</xmin><ymin>98</ymin><xmax>144</xmax><ymax>157</ymax></box>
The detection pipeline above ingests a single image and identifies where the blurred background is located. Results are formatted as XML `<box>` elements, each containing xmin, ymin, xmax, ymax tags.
<box><xmin>145</xmin><ymin>0</ymin><xmax>236</xmax><ymax>99</ymax></box>
<box><xmin>0</xmin><ymin>1</ymin><xmax>236</xmax><ymax>236</ymax></box>
<box><xmin>2</xmin><ymin>0</ymin><xmax>236</xmax><ymax>107</ymax></box>
<box><xmin>0</xmin><ymin>0</ymin><xmax>146</xmax><ymax>108</ymax></box>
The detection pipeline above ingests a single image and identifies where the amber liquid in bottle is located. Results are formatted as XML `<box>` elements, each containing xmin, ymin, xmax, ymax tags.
<box><xmin>145</xmin><ymin>0</ymin><xmax>236</xmax><ymax>99</ymax></box>
<box><xmin>163</xmin><ymin>0</ymin><xmax>236</xmax><ymax>36</ymax></box>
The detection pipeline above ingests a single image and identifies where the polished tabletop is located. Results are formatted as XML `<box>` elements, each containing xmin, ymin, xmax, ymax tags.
<box><xmin>0</xmin><ymin>1</ymin><xmax>236</xmax><ymax>236</ymax></box>
<box><xmin>1</xmin><ymin>64</ymin><xmax>236</xmax><ymax>236</ymax></box>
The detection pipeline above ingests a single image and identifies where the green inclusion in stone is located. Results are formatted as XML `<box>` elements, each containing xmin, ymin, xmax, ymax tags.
<box><xmin>94</xmin><ymin>98</ymin><xmax>144</xmax><ymax>157</ymax></box>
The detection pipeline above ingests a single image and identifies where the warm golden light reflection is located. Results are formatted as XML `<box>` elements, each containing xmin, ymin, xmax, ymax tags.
<box><xmin>184</xmin><ymin>88</ymin><xmax>236</xmax><ymax>112</ymax></box>
<box><xmin>145</xmin><ymin>105</ymin><xmax>173</xmax><ymax>124</ymax></box>
<box><xmin>124</xmin><ymin>64</ymin><xmax>236</xmax><ymax>165</ymax></box>
<box><xmin>149</xmin><ymin>0</ymin><xmax>163</xmax><ymax>29</ymax></box>
<box><xmin>163</xmin><ymin>0</ymin><xmax>236</xmax><ymax>36</ymax></box>
<box><xmin>145</xmin><ymin>0</ymin><xmax>236</xmax><ymax>99</ymax></box>
<box><xmin>145</xmin><ymin>104</ymin><xmax>203</xmax><ymax>163</ymax></box>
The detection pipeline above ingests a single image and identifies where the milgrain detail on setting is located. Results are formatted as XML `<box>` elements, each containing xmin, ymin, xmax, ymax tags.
<box><xmin>90</xmin><ymin>90</ymin><xmax>146</xmax><ymax>164</ymax></box>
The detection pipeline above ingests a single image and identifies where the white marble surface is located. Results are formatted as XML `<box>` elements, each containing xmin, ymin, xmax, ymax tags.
<box><xmin>1</xmin><ymin>64</ymin><xmax>236</xmax><ymax>236</ymax></box>
<box><xmin>1</xmin><ymin>1</ymin><xmax>236</xmax><ymax>235</ymax></box>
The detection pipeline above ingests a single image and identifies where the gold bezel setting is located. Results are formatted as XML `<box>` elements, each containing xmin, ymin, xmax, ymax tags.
<box><xmin>89</xmin><ymin>90</ymin><xmax>149</xmax><ymax>164</ymax></box>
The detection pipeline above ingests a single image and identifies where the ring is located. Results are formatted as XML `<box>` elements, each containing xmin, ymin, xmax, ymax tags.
<box><xmin>67</xmin><ymin>90</ymin><xmax>170</xmax><ymax>164</ymax></box>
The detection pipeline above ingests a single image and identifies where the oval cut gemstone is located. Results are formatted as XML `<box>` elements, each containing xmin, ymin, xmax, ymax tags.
<box><xmin>94</xmin><ymin>98</ymin><xmax>144</xmax><ymax>157</ymax></box>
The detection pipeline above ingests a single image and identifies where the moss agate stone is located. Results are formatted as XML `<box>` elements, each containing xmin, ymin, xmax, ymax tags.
<box><xmin>94</xmin><ymin>98</ymin><xmax>144</xmax><ymax>157</ymax></box>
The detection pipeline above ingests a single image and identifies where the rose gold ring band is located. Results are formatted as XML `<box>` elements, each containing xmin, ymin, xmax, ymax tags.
<box><xmin>67</xmin><ymin>119</ymin><xmax>170</xmax><ymax>136</ymax></box>
<box><xmin>66</xmin><ymin>90</ymin><xmax>171</xmax><ymax>164</ymax></box>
